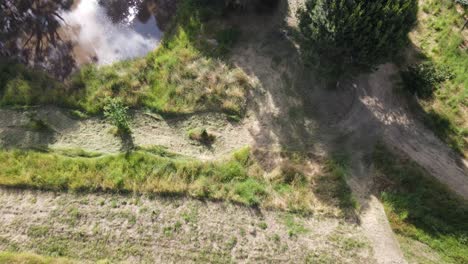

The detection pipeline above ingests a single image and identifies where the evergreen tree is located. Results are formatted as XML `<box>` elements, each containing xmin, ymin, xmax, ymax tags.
<box><xmin>298</xmin><ymin>0</ymin><xmax>418</xmax><ymax>83</ymax></box>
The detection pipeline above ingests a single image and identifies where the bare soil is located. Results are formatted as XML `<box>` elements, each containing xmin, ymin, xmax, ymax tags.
<box><xmin>0</xmin><ymin>189</ymin><xmax>373</xmax><ymax>263</ymax></box>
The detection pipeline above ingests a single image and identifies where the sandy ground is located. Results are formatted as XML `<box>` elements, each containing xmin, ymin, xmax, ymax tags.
<box><xmin>0</xmin><ymin>108</ymin><xmax>253</xmax><ymax>160</ymax></box>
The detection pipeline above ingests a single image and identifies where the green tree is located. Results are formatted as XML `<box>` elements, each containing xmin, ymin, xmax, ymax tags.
<box><xmin>298</xmin><ymin>0</ymin><xmax>418</xmax><ymax>84</ymax></box>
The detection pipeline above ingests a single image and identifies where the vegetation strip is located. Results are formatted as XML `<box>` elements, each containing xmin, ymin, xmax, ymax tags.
<box><xmin>374</xmin><ymin>144</ymin><xmax>468</xmax><ymax>263</ymax></box>
<box><xmin>0</xmin><ymin>147</ymin><xmax>355</xmax><ymax>216</ymax></box>
<box><xmin>407</xmin><ymin>0</ymin><xmax>468</xmax><ymax>155</ymax></box>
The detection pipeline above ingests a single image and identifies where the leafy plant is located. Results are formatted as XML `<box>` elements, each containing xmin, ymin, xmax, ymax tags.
<box><xmin>401</xmin><ymin>61</ymin><xmax>453</xmax><ymax>99</ymax></box>
<box><xmin>103</xmin><ymin>98</ymin><xmax>130</xmax><ymax>133</ymax></box>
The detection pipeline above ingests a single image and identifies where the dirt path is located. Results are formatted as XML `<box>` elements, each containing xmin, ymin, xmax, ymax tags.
<box><xmin>352</xmin><ymin>64</ymin><xmax>468</xmax><ymax>200</ymax></box>
<box><xmin>0</xmin><ymin>189</ymin><xmax>374</xmax><ymax>263</ymax></box>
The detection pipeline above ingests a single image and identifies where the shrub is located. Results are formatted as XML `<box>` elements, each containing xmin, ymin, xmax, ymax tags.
<box><xmin>188</xmin><ymin>128</ymin><xmax>216</xmax><ymax>145</ymax></box>
<box><xmin>103</xmin><ymin>98</ymin><xmax>130</xmax><ymax>133</ymax></box>
<box><xmin>401</xmin><ymin>61</ymin><xmax>454</xmax><ymax>99</ymax></box>
<box><xmin>298</xmin><ymin>0</ymin><xmax>418</xmax><ymax>82</ymax></box>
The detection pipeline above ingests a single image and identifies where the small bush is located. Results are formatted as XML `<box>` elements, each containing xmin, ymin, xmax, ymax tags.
<box><xmin>401</xmin><ymin>61</ymin><xmax>454</xmax><ymax>99</ymax></box>
<box><xmin>188</xmin><ymin>128</ymin><xmax>216</xmax><ymax>145</ymax></box>
<box><xmin>103</xmin><ymin>98</ymin><xmax>130</xmax><ymax>133</ymax></box>
<box><xmin>23</xmin><ymin>113</ymin><xmax>52</xmax><ymax>132</ymax></box>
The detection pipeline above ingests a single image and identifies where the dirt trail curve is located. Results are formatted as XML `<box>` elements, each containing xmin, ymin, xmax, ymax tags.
<box><xmin>351</xmin><ymin>64</ymin><xmax>468</xmax><ymax>200</ymax></box>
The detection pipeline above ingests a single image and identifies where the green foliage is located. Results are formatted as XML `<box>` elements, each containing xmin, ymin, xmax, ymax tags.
<box><xmin>188</xmin><ymin>128</ymin><xmax>216</xmax><ymax>145</ymax></box>
<box><xmin>422</xmin><ymin>110</ymin><xmax>465</xmax><ymax>155</ymax></box>
<box><xmin>413</xmin><ymin>0</ymin><xmax>468</xmax><ymax>156</ymax></box>
<box><xmin>0</xmin><ymin>58</ymin><xmax>69</xmax><ymax>107</ymax></box>
<box><xmin>0</xmin><ymin>147</ymin><xmax>356</xmax><ymax>215</ymax></box>
<box><xmin>0</xmin><ymin>251</ymin><xmax>74</xmax><ymax>264</ymax></box>
<box><xmin>401</xmin><ymin>61</ymin><xmax>453</xmax><ymax>99</ymax></box>
<box><xmin>215</xmin><ymin>27</ymin><xmax>241</xmax><ymax>55</ymax></box>
<box><xmin>103</xmin><ymin>98</ymin><xmax>130</xmax><ymax>133</ymax></box>
<box><xmin>298</xmin><ymin>0</ymin><xmax>418</xmax><ymax>81</ymax></box>
<box><xmin>283</xmin><ymin>214</ymin><xmax>309</xmax><ymax>237</ymax></box>
<box><xmin>374</xmin><ymin>144</ymin><xmax>468</xmax><ymax>263</ymax></box>
<box><xmin>24</xmin><ymin>116</ymin><xmax>52</xmax><ymax>133</ymax></box>
<box><xmin>0</xmin><ymin>0</ymin><xmax>252</xmax><ymax>119</ymax></box>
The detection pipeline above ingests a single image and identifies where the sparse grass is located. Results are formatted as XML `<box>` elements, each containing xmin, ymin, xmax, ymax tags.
<box><xmin>0</xmin><ymin>0</ymin><xmax>252</xmax><ymax>119</ymax></box>
<box><xmin>258</xmin><ymin>222</ymin><xmax>268</xmax><ymax>230</ymax></box>
<box><xmin>373</xmin><ymin>144</ymin><xmax>468</xmax><ymax>263</ymax></box>
<box><xmin>0</xmin><ymin>147</ymin><xmax>355</xmax><ymax>215</ymax></box>
<box><xmin>283</xmin><ymin>214</ymin><xmax>309</xmax><ymax>237</ymax></box>
<box><xmin>0</xmin><ymin>251</ymin><xmax>75</xmax><ymax>264</ymax></box>
<box><xmin>410</xmin><ymin>0</ymin><xmax>468</xmax><ymax>155</ymax></box>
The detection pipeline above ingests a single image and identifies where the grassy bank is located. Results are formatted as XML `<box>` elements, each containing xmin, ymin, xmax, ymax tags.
<box><xmin>373</xmin><ymin>144</ymin><xmax>468</xmax><ymax>263</ymax></box>
<box><xmin>409</xmin><ymin>0</ymin><xmax>468</xmax><ymax>155</ymax></box>
<box><xmin>0</xmin><ymin>147</ymin><xmax>354</xmax><ymax>216</ymax></box>
<box><xmin>0</xmin><ymin>0</ymin><xmax>251</xmax><ymax>118</ymax></box>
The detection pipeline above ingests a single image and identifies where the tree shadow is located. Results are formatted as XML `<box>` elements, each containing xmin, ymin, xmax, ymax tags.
<box><xmin>398</xmin><ymin>42</ymin><xmax>465</xmax><ymax>156</ymax></box>
<box><xmin>228</xmin><ymin>0</ymin><xmax>467</xmax><ymax>220</ymax></box>
<box><xmin>119</xmin><ymin>132</ymin><xmax>135</xmax><ymax>152</ymax></box>
<box><xmin>0</xmin><ymin>109</ymin><xmax>58</xmax><ymax>150</ymax></box>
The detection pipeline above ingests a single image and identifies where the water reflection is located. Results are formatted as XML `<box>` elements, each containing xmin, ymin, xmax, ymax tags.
<box><xmin>61</xmin><ymin>0</ymin><xmax>162</xmax><ymax>65</ymax></box>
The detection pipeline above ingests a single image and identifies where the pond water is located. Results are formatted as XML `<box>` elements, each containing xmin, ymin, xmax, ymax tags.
<box><xmin>60</xmin><ymin>0</ymin><xmax>162</xmax><ymax>66</ymax></box>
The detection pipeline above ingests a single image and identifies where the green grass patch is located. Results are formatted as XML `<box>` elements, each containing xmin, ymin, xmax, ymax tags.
<box><xmin>0</xmin><ymin>251</ymin><xmax>75</xmax><ymax>264</ymax></box>
<box><xmin>0</xmin><ymin>0</ymin><xmax>251</xmax><ymax>118</ymax></box>
<box><xmin>0</xmin><ymin>147</ymin><xmax>355</xmax><ymax>215</ymax></box>
<box><xmin>283</xmin><ymin>213</ymin><xmax>309</xmax><ymax>237</ymax></box>
<box><xmin>411</xmin><ymin>0</ymin><xmax>468</xmax><ymax>155</ymax></box>
<box><xmin>373</xmin><ymin>144</ymin><xmax>468</xmax><ymax>263</ymax></box>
